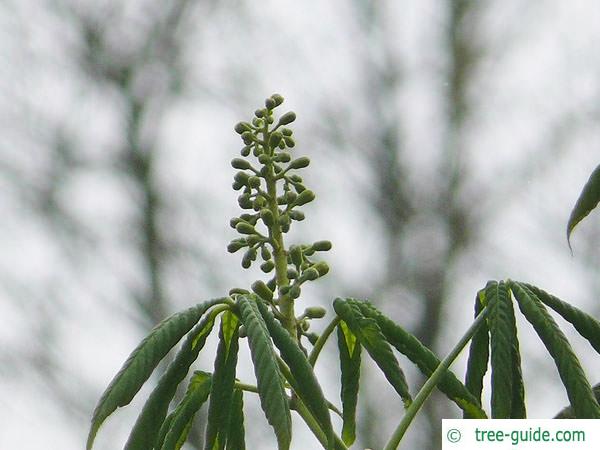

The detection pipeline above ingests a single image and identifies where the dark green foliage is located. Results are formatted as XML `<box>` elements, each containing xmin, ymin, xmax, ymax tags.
<box><xmin>351</xmin><ymin>299</ymin><xmax>486</xmax><ymax>419</ymax></box>
<box><xmin>510</xmin><ymin>282</ymin><xmax>600</xmax><ymax>418</ymax></box>
<box><xmin>567</xmin><ymin>163</ymin><xmax>600</xmax><ymax>251</ymax></box>
<box><xmin>486</xmin><ymin>281</ymin><xmax>515</xmax><ymax>418</ymax></box>
<box><xmin>524</xmin><ymin>282</ymin><xmax>600</xmax><ymax>354</ymax></box>
<box><xmin>333</xmin><ymin>298</ymin><xmax>412</xmax><ymax>406</ymax></box>
<box><xmin>256</xmin><ymin>298</ymin><xmax>334</xmax><ymax>448</ymax></box>
<box><xmin>87</xmin><ymin>299</ymin><xmax>226</xmax><ymax>450</ymax></box>
<box><xmin>158</xmin><ymin>372</ymin><xmax>212</xmax><ymax>450</ymax></box>
<box><xmin>337</xmin><ymin>322</ymin><xmax>361</xmax><ymax>446</ymax></box>
<box><xmin>464</xmin><ymin>290</ymin><xmax>489</xmax><ymax>416</ymax></box>
<box><xmin>125</xmin><ymin>311</ymin><xmax>218</xmax><ymax>450</ymax></box>
<box><xmin>205</xmin><ymin>312</ymin><xmax>240</xmax><ymax>450</ymax></box>
<box><xmin>226</xmin><ymin>389</ymin><xmax>246</xmax><ymax>450</ymax></box>
<box><xmin>237</xmin><ymin>295</ymin><xmax>292</xmax><ymax>450</ymax></box>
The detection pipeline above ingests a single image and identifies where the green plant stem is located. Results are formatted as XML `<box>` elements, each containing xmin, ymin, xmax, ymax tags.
<box><xmin>263</xmin><ymin>125</ymin><xmax>295</xmax><ymax>339</ymax></box>
<box><xmin>308</xmin><ymin>317</ymin><xmax>340</xmax><ymax>366</ymax></box>
<box><xmin>234</xmin><ymin>381</ymin><xmax>258</xmax><ymax>394</ymax></box>
<box><xmin>383</xmin><ymin>306</ymin><xmax>491</xmax><ymax>450</ymax></box>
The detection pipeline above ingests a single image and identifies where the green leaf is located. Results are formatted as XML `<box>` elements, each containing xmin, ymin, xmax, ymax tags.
<box><xmin>464</xmin><ymin>289</ymin><xmax>489</xmax><ymax>417</ymax></box>
<box><xmin>226</xmin><ymin>389</ymin><xmax>246</xmax><ymax>450</ymax></box>
<box><xmin>486</xmin><ymin>281</ymin><xmax>516</xmax><ymax>418</ymax></box>
<box><xmin>237</xmin><ymin>295</ymin><xmax>291</xmax><ymax>450</ymax></box>
<box><xmin>510</xmin><ymin>281</ymin><xmax>600</xmax><ymax>418</ymax></box>
<box><xmin>567</xmin><ymin>163</ymin><xmax>600</xmax><ymax>251</ymax></box>
<box><xmin>352</xmin><ymin>299</ymin><xmax>487</xmax><ymax>419</ymax></box>
<box><xmin>256</xmin><ymin>299</ymin><xmax>334</xmax><ymax>449</ymax></box>
<box><xmin>125</xmin><ymin>309</ymin><xmax>220</xmax><ymax>450</ymax></box>
<box><xmin>333</xmin><ymin>298</ymin><xmax>411</xmax><ymax>406</ymax></box>
<box><xmin>205</xmin><ymin>312</ymin><xmax>240</xmax><ymax>450</ymax></box>
<box><xmin>337</xmin><ymin>322</ymin><xmax>361</xmax><ymax>446</ymax></box>
<box><xmin>524</xmin><ymin>282</ymin><xmax>600</xmax><ymax>355</ymax></box>
<box><xmin>158</xmin><ymin>371</ymin><xmax>213</xmax><ymax>450</ymax></box>
<box><xmin>87</xmin><ymin>298</ymin><xmax>226</xmax><ymax>450</ymax></box>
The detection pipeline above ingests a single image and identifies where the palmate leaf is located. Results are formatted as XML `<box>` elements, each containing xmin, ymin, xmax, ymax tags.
<box><xmin>255</xmin><ymin>299</ymin><xmax>334</xmax><ymax>449</ymax></box>
<box><xmin>226</xmin><ymin>389</ymin><xmax>246</xmax><ymax>450</ymax></box>
<box><xmin>351</xmin><ymin>299</ymin><xmax>487</xmax><ymax>419</ymax></box>
<box><xmin>524</xmin><ymin>282</ymin><xmax>600</xmax><ymax>354</ymax></box>
<box><xmin>237</xmin><ymin>295</ymin><xmax>291</xmax><ymax>450</ymax></box>
<box><xmin>87</xmin><ymin>298</ymin><xmax>226</xmax><ymax>450</ymax></box>
<box><xmin>487</xmin><ymin>281</ymin><xmax>516</xmax><ymax>418</ymax></box>
<box><xmin>125</xmin><ymin>310</ymin><xmax>220</xmax><ymax>450</ymax></box>
<box><xmin>464</xmin><ymin>289</ymin><xmax>489</xmax><ymax>417</ymax></box>
<box><xmin>158</xmin><ymin>371</ymin><xmax>212</xmax><ymax>450</ymax></box>
<box><xmin>205</xmin><ymin>312</ymin><xmax>240</xmax><ymax>450</ymax></box>
<box><xmin>567</xmin><ymin>163</ymin><xmax>600</xmax><ymax>251</ymax></box>
<box><xmin>510</xmin><ymin>281</ymin><xmax>600</xmax><ymax>418</ymax></box>
<box><xmin>337</xmin><ymin>322</ymin><xmax>361</xmax><ymax>446</ymax></box>
<box><xmin>333</xmin><ymin>298</ymin><xmax>411</xmax><ymax>406</ymax></box>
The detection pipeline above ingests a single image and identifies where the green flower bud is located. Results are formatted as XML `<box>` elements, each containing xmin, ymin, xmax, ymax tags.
<box><xmin>267</xmin><ymin>278</ymin><xmax>277</xmax><ymax>291</ymax></box>
<box><xmin>289</xmin><ymin>174</ymin><xmax>303</xmax><ymax>183</ymax></box>
<box><xmin>246</xmin><ymin>247</ymin><xmax>257</xmax><ymax>261</ymax></box>
<box><xmin>271</xmin><ymin>93</ymin><xmax>284</xmax><ymax>106</ymax></box>
<box><xmin>283</xmin><ymin>136</ymin><xmax>295</xmax><ymax>148</ymax></box>
<box><xmin>301</xmin><ymin>268</ymin><xmax>320</xmax><ymax>282</ymax></box>
<box><xmin>278</xmin><ymin>111</ymin><xmax>296</xmax><ymax>126</ymax></box>
<box><xmin>289</xmin><ymin>157</ymin><xmax>310</xmax><ymax>170</ymax></box>
<box><xmin>267</xmin><ymin>116</ymin><xmax>274</xmax><ymax>124</ymax></box>
<box><xmin>314</xmin><ymin>261</ymin><xmax>330</xmax><ymax>277</ymax></box>
<box><xmin>281</xmin><ymin>221</ymin><xmax>290</xmax><ymax>233</ymax></box>
<box><xmin>232</xmin><ymin>181</ymin><xmax>244</xmax><ymax>191</ymax></box>
<box><xmin>252</xmin><ymin>280</ymin><xmax>273</xmax><ymax>301</ymax></box>
<box><xmin>285</xmin><ymin>191</ymin><xmax>297</xmax><ymax>203</ymax></box>
<box><xmin>241</xmin><ymin>131</ymin><xmax>254</xmax><ymax>145</ymax></box>
<box><xmin>268</xmin><ymin>132</ymin><xmax>283</xmax><ymax>149</ymax></box>
<box><xmin>260</xmin><ymin>245</ymin><xmax>272</xmax><ymax>261</ymax></box>
<box><xmin>306</xmin><ymin>332</ymin><xmax>318</xmax><ymax>345</ymax></box>
<box><xmin>229</xmin><ymin>287</ymin><xmax>250</xmax><ymax>295</ymax></box>
<box><xmin>249</xmin><ymin>176</ymin><xmax>261</xmax><ymax>188</ymax></box>
<box><xmin>289</xmin><ymin>245</ymin><xmax>303</xmax><ymax>267</ymax></box>
<box><xmin>238</xmin><ymin>194</ymin><xmax>253</xmax><ymax>209</ymax></box>
<box><xmin>241</xmin><ymin>253</ymin><xmax>252</xmax><ymax>269</ymax></box>
<box><xmin>253</xmin><ymin>196</ymin><xmax>266</xmax><ymax>210</ymax></box>
<box><xmin>258</xmin><ymin>153</ymin><xmax>270</xmax><ymax>164</ymax></box>
<box><xmin>279</xmin><ymin>285</ymin><xmax>290</xmax><ymax>295</ymax></box>
<box><xmin>275</xmin><ymin>152</ymin><xmax>291</xmax><ymax>163</ymax></box>
<box><xmin>230</xmin><ymin>217</ymin><xmax>242</xmax><ymax>229</ymax></box>
<box><xmin>312</xmin><ymin>240</ymin><xmax>332</xmax><ymax>251</ymax></box>
<box><xmin>304</xmin><ymin>306</ymin><xmax>327</xmax><ymax>319</ymax></box>
<box><xmin>294</xmin><ymin>183</ymin><xmax>306</xmax><ymax>193</ymax></box>
<box><xmin>234</xmin><ymin>122</ymin><xmax>252</xmax><ymax>134</ymax></box>
<box><xmin>301</xmin><ymin>320</ymin><xmax>310</xmax><ymax>331</ymax></box>
<box><xmin>273</xmin><ymin>164</ymin><xmax>283</xmax><ymax>174</ymax></box>
<box><xmin>288</xmin><ymin>210</ymin><xmax>305</xmax><ymax>221</ymax></box>
<box><xmin>227</xmin><ymin>239</ymin><xmax>247</xmax><ymax>253</ymax></box>
<box><xmin>255</xmin><ymin>109</ymin><xmax>265</xmax><ymax>118</ymax></box>
<box><xmin>279</xmin><ymin>214</ymin><xmax>291</xmax><ymax>229</ymax></box>
<box><xmin>260</xmin><ymin>260</ymin><xmax>275</xmax><ymax>273</ymax></box>
<box><xmin>236</xmin><ymin>222</ymin><xmax>256</xmax><ymax>235</ymax></box>
<box><xmin>287</xmin><ymin>267</ymin><xmax>298</xmax><ymax>279</ymax></box>
<box><xmin>231</xmin><ymin>158</ymin><xmax>252</xmax><ymax>170</ymax></box>
<box><xmin>265</xmin><ymin>97</ymin><xmax>277</xmax><ymax>110</ymax></box>
<box><xmin>278</xmin><ymin>140</ymin><xmax>286</xmax><ymax>150</ymax></box>
<box><xmin>252</xmin><ymin>117</ymin><xmax>264</xmax><ymax>127</ymax></box>
<box><xmin>277</xmin><ymin>196</ymin><xmax>288</xmax><ymax>205</ymax></box>
<box><xmin>234</xmin><ymin>171</ymin><xmax>249</xmax><ymax>184</ymax></box>
<box><xmin>241</xmin><ymin>146</ymin><xmax>252</xmax><ymax>157</ymax></box>
<box><xmin>246</xmin><ymin>234</ymin><xmax>262</xmax><ymax>246</ymax></box>
<box><xmin>281</xmin><ymin>127</ymin><xmax>293</xmax><ymax>136</ymax></box>
<box><xmin>240</xmin><ymin>213</ymin><xmax>257</xmax><ymax>223</ymax></box>
<box><xmin>304</xmin><ymin>247</ymin><xmax>315</xmax><ymax>256</ymax></box>
<box><xmin>295</xmin><ymin>189</ymin><xmax>315</xmax><ymax>206</ymax></box>
<box><xmin>289</xmin><ymin>285</ymin><xmax>301</xmax><ymax>299</ymax></box>
<box><xmin>260</xmin><ymin>208</ymin><xmax>274</xmax><ymax>226</ymax></box>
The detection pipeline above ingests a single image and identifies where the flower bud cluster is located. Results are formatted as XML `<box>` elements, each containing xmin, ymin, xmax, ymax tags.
<box><xmin>227</xmin><ymin>94</ymin><xmax>331</xmax><ymax>314</ymax></box>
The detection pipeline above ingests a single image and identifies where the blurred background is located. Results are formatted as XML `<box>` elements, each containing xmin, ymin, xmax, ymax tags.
<box><xmin>2</xmin><ymin>1</ymin><xmax>600</xmax><ymax>449</ymax></box>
